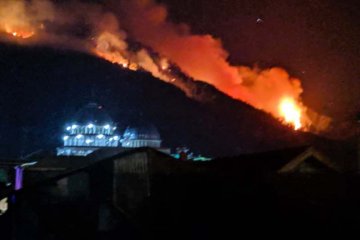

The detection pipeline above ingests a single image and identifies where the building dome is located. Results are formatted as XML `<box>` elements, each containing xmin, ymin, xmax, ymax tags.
<box><xmin>72</xmin><ymin>102</ymin><xmax>113</xmax><ymax>125</ymax></box>
<box><xmin>121</xmin><ymin>122</ymin><xmax>162</xmax><ymax>148</ymax></box>
<box><xmin>123</xmin><ymin>124</ymin><xmax>161</xmax><ymax>140</ymax></box>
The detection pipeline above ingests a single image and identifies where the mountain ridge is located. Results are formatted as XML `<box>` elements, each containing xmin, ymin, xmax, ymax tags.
<box><xmin>0</xmin><ymin>43</ymin><xmax>340</xmax><ymax>157</ymax></box>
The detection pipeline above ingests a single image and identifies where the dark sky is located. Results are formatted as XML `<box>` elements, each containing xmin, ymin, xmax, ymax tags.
<box><xmin>159</xmin><ymin>0</ymin><xmax>360</xmax><ymax>121</ymax></box>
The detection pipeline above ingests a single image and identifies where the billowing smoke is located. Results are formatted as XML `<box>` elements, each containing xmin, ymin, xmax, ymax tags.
<box><xmin>118</xmin><ymin>0</ymin><xmax>241</xmax><ymax>92</ymax></box>
<box><xmin>0</xmin><ymin>0</ymin><xmax>330</xmax><ymax>131</ymax></box>
<box><xmin>0</xmin><ymin>0</ymin><xmax>54</xmax><ymax>39</ymax></box>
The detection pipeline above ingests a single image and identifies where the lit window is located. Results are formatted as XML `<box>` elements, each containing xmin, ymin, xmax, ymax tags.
<box><xmin>76</xmin><ymin>134</ymin><xmax>83</xmax><ymax>139</ymax></box>
<box><xmin>97</xmin><ymin>134</ymin><xmax>105</xmax><ymax>139</ymax></box>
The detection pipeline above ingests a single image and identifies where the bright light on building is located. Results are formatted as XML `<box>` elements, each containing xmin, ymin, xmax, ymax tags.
<box><xmin>113</xmin><ymin>135</ymin><xmax>119</xmax><ymax>141</ymax></box>
<box><xmin>0</xmin><ymin>197</ymin><xmax>8</xmax><ymax>215</ymax></box>
<box><xmin>97</xmin><ymin>134</ymin><xmax>105</xmax><ymax>139</ymax></box>
<box><xmin>76</xmin><ymin>134</ymin><xmax>83</xmax><ymax>139</ymax></box>
<box><xmin>57</xmin><ymin>103</ymin><xmax>121</xmax><ymax>157</ymax></box>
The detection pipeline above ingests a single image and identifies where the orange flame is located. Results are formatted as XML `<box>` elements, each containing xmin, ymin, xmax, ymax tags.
<box><xmin>93</xmin><ymin>48</ymin><xmax>131</xmax><ymax>69</ymax></box>
<box><xmin>5</xmin><ymin>26</ymin><xmax>35</xmax><ymax>39</ymax></box>
<box><xmin>279</xmin><ymin>98</ymin><xmax>302</xmax><ymax>130</ymax></box>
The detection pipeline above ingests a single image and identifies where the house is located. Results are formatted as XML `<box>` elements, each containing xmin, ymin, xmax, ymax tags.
<box><xmin>1</xmin><ymin>143</ymin><xmax>359</xmax><ymax>239</ymax></box>
<box><xmin>3</xmin><ymin>147</ymin><xmax>200</xmax><ymax>239</ymax></box>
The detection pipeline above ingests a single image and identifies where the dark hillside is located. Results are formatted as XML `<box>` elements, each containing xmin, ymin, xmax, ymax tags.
<box><xmin>0</xmin><ymin>43</ymin><xmax>322</xmax><ymax>157</ymax></box>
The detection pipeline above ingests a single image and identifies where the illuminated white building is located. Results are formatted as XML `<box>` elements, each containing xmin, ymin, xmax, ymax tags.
<box><xmin>56</xmin><ymin>103</ymin><xmax>171</xmax><ymax>156</ymax></box>
<box><xmin>57</xmin><ymin>103</ymin><xmax>120</xmax><ymax>156</ymax></box>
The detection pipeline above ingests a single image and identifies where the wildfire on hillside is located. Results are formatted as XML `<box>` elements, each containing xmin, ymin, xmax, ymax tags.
<box><xmin>279</xmin><ymin>98</ymin><xmax>302</xmax><ymax>130</ymax></box>
<box><xmin>0</xmin><ymin>0</ymin><xmax>332</xmax><ymax>132</ymax></box>
<box><xmin>4</xmin><ymin>25</ymin><xmax>35</xmax><ymax>39</ymax></box>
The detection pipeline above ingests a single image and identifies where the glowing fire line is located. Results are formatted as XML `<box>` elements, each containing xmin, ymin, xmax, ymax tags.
<box><xmin>279</xmin><ymin>98</ymin><xmax>302</xmax><ymax>130</ymax></box>
<box><xmin>4</xmin><ymin>26</ymin><xmax>35</xmax><ymax>39</ymax></box>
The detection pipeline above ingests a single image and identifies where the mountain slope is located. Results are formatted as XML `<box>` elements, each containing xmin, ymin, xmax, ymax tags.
<box><xmin>0</xmin><ymin>43</ymin><xmax>320</xmax><ymax>157</ymax></box>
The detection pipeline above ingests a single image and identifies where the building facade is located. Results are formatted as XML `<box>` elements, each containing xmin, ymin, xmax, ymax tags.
<box><xmin>57</xmin><ymin>103</ymin><xmax>120</xmax><ymax>156</ymax></box>
<box><xmin>57</xmin><ymin>103</ymin><xmax>168</xmax><ymax>156</ymax></box>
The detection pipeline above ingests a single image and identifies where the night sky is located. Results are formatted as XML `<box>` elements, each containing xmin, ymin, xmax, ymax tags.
<box><xmin>161</xmin><ymin>0</ymin><xmax>360</xmax><ymax>120</ymax></box>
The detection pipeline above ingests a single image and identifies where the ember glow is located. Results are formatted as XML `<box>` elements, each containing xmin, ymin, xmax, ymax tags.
<box><xmin>5</xmin><ymin>26</ymin><xmax>35</xmax><ymax>39</ymax></box>
<box><xmin>0</xmin><ymin>0</ymin><xmax>52</xmax><ymax>40</ymax></box>
<box><xmin>0</xmin><ymin>0</ymin><xmax>330</xmax><ymax>132</ymax></box>
<box><xmin>279</xmin><ymin>98</ymin><xmax>302</xmax><ymax>130</ymax></box>
<box><xmin>92</xmin><ymin>32</ymin><xmax>132</xmax><ymax>69</ymax></box>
